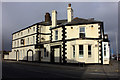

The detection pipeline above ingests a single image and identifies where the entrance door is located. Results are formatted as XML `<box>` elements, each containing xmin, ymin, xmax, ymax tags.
<box><xmin>16</xmin><ymin>50</ymin><xmax>19</xmax><ymax>61</ymax></box>
<box><xmin>38</xmin><ymin>51</ymin><xmax>41</xmax><ymax>61</ymax></box>
<box><xmin>51</xmin><ymin>45</ymin><xmax>61</xmax><ymax>63</ymax></box>
<box><xmin>28</xmin><ymin>51</ymin><xmax>33</xmax><ymax>61</ymax></box>
<box><xmin>102</xmin><ymin>42</ymin><xmax>110</xmax><ymax>64</ymax></box>
<box><xmin>54</xmin><ymin>48</ymin><xmax>60</xmax><ymax>63</ymax></box>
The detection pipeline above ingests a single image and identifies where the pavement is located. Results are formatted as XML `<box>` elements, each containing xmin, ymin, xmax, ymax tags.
<box><xmin>2</xmin><ymin>60</ymin><xmax>119</xmax><ymax>80</ymax></box>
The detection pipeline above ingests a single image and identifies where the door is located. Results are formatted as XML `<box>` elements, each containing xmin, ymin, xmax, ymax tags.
<box><xmin>16</xmin><ymin>50</ymin><xmax>19</xmax><ymax>61</ymax></box>
<box><xmin>38</xmin><ymin>51</ymin><xmax>41</xmax><ymax>61</ymax></box>
<box><xmin>102</xmin><ymin>42</ymin><xmax>110</xmax><ymax>64</ymax></box>
<box><xmin>54</xmin><ymin>48</ymin><xmax>60</xmax><ymax>63</ymax></box>
<box><xmin>28</xmin><ymin>51</ymin><xmax>33</xmax><ymax>61</ymax></box>
<box><xmin>51</xmin><ymin>45</ymin><xmax>61</xmax><ymax>63</ymax></box>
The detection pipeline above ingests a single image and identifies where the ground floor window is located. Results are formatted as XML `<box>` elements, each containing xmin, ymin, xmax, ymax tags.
<box><xmin>73</xmin><ymin>45</ymin><xmax>75</xmax><ymax>58</ymax></box>
<box><xmin>88</xmin><ymin>45</ymin><xmax>91</xmax><ymax>57</ymax></box>
<box><xmin>79</xmin><ymin>45</ymin><xmax>83</xmax><ymax>57</ymax></box>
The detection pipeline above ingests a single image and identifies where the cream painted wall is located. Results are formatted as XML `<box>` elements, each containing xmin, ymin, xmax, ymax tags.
<box><xmin>66</xmin><ymin>24</ymin><xmax>100</xmax><ymax>40</ymax></box>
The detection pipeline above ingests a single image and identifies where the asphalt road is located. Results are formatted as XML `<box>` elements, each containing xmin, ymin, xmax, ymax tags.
<box><xmin>2</xmin><ymin>60</ymin><xmax>119</xmax><ymax>80</ymax></box>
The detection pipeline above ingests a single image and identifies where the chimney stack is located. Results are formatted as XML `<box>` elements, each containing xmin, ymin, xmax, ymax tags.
<box><xmin>52</xmin><ymin>10</ymin><xmax>57</xmax><ymax>27</ymax></box>
<box><xmin>67</xmin><ymin>3</ymin><xmax>73</xmax><ymax>22</ymax></box>
<box><xmin>45</xmin><ymin>12</ymin><xmax>51</xmax><ymax>22</ymax></box>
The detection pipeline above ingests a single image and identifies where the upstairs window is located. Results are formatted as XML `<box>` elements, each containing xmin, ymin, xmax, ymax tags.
<box><xmin>21</xmin><ymin>32</ymin><xmax>23</xmax><ymax>36</ymax></box>
<box><xmin>33</xmin><ymin>36</ymin><xmax>35</xmax><ymax>44</ymax></box>
<box><xmin>104</xmin><ymin>44</ymin><xmax>106</xmax><ymax>57</ymax></box>
<box><xmin>18</xmin><ymin>33</ymin><xmax>19</xmax><ymax>37</ymax></box>
<box><xmin>28</xmin><ymin>29</ymin><xmax>30</xmax><ymax>33</ymax></box>
<box><xmin>55</xmin><ymin>30</ymin><xmax>58</xmax><ymax>40</ymax></box>
<box><xmin>17</xmin><ymin>40</ymin><xmax>19</xmax><ymax>47</ymax></box>
<box><xmin>33</xmin><ymin>27</ymin><xmax>35</xmax><ymax>32</ymax></box>
<box><xmin>79</xmin><ymin>27</ymin><xmax>85</xmax><ymax>38</ymax></box>
<box><xmin>28</xmin><ymin>38</ymin><xmax>29</xmax><ymax>44</ymax></box>
<box><xmin>88</xmin><ymin>45</ymin><xmax>92</xmax><ymax>57</ymax></box>
<box><xmin>14</xmin><ymin>41</ymin><xmax>16</xmax><ymax>47</ymax></box>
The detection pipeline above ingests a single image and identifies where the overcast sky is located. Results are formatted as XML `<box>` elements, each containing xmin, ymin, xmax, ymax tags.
<box><xmin>2</xmin><ymin>2</ymin><xmax>118</xmax><ymax>54</ymax></box>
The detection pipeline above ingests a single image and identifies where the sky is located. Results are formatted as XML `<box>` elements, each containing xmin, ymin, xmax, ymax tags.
<box><xmin>2</xmin><ymin>2</ymin><xmax>118</xmax><ymax>54</ymax></box>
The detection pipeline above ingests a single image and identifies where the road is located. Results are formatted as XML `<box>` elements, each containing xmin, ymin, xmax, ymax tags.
<box><xmin>2</xmin><ymin>60</ymin><xmax>119</xmax><ymax>80</ymax></box>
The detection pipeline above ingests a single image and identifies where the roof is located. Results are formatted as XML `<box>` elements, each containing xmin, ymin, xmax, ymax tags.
<box><xmin>50</xmin><ymin>17</ymin><xmax>103</xmax><ymax>29</ymax></box>
<box><xmin>12</xmin><ymin>19</ymin><xmax>67</xmax><ymax>35</ymax></box>
<box><xmin>66</xmin><ymin>17</ymin><xmax>102</xmax><ymax>25</ymax></box>
<box><xmin>38</xmin><ymin>19</ymin><xmax>67</xmax><ymax>26</ymax></box>
<box><xmin>12</xmin><ymin>18</ymin><xmax>102</xmax><ymax>34</ymax></box>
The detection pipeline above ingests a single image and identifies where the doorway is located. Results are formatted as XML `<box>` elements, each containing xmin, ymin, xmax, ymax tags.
<box><xmin>51</xmin><ymin>45</ymin><xmax>61</xmax><ymax>63</ymax></box>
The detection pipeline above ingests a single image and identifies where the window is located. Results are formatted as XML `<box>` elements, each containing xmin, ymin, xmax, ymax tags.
<box><xmin>14</xmin><ymin>41</ymin><xmax>16</xmax><ymax>47</ymax></box>
<box><xmin>20</xmin><ymin>50</ymin><xmax>22</xmax><ymax>59</ymax></box>
<box><xmin>21</xmin><ymin>32</ymin><xmax>23</xmax><ymax>36</ymax></box>
<box><xmin>79</xmin><ymin>45</ymin><xmax>83</xmax><ymax>57</ymax></box>
<box><xmin>17</xmin><ymin>40</ymin><xmax>19</xmax><ymax>47</ymax></box>
<box><xmin>104</xmin><ymin>44</ymin><xmax>106</xmax><ymax>57</ymax></box>
<box><xmin>73</xmin><ymin>45</ymin><xmax>75</xmax><ymax>58</ymax></box>
<box><xmin>28</xmin><ymin>29</ymin><xmax>29</xmax><ymax>33</ymax></box>
<box><xmin>23</xmin><ymin>49</ymin><xmax>24</xmax><ymax>59</ymax></box>
<box><xmin>28</xmin><ymin>38</ymin><xmax>29</xmax><ymax>44</ymax></box>
<box><xmin>33</xmin><ymin>36</ymin><xmax>35</xmax><ymax>44</ymax></box>
<box><xmin>55</xmin><ymin>30</ymin><xmax>58</xmax><ymax>40</ymax></box>
<box><xmin>79</xmin><ymin>27</ymin><xmax>85</xmax><ymax>38</ymax></box>
<box><xmin>18</xmin><ymin>33</ymin><xmax>19</xmax><ymax>36</ymax></box>
<box><xmin>33</xmin><ymin>27</ymin><xmax>35</xmax><ymax>32</ymax></box>
<box><xmin>88</xmin><ymin>45</ymin><xmax>91</xmax><ymax>57</ymax></box>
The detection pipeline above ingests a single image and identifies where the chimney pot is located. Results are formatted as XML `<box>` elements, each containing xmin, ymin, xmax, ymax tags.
<box><xmin>45</xmin><ymin>12</ymin><xmax>51</xmax><ymax>22</ymax></box>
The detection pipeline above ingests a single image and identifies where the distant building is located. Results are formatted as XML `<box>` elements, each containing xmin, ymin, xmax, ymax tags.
<box><xmin>7</xmin><ymin>4</ymin><xmax>110</xmax><ymax>64</ymax></box>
